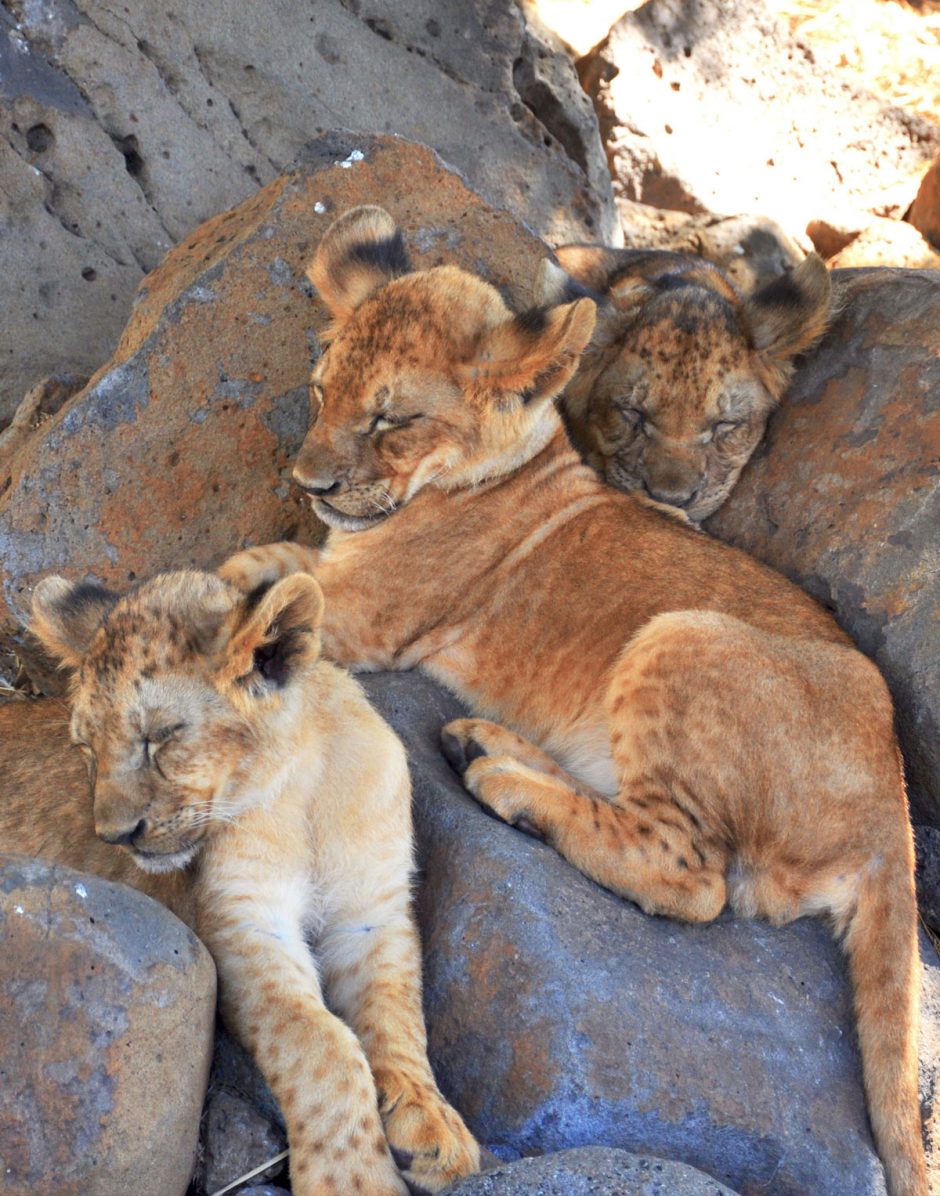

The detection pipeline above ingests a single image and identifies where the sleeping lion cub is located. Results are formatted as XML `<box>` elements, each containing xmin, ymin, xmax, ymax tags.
<box><xmin>544</xmin><ymin>244</ymin><xmax>833</xmax><ymax>520</ymax></box>
<box><xmin>9</xmin><ymin>568</ymin><xmax>478</xmax><ymax>1196</ymax></box>
<box><xmin>222</xmin><ymin>206</ymin><xmax>927</xmax><ymax>1196</ymax></box>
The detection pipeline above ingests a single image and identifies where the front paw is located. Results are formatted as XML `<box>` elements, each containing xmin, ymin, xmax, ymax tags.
<box><xmin>376</xmin><ymin>1072</ymin><xmax>479</xmax><ymax>1194</ymax></box>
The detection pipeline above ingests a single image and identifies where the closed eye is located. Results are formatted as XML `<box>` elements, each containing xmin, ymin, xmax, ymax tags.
<box><xmin>145</xmin><ymin>722</ymin><xmax>187</xmax><ymax>764</ymax></box>
<box><xmin>367</xmin><ymin>412</ymin><xmax>420</xmax><ymax>435</ymax></box>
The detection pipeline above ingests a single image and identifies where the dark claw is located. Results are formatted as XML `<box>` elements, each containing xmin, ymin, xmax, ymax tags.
<box><xmin>440</xmin><ymin>731</ymin><xmax>487</xmax><ymax>774</ymax></box>
<box><xmin>390</xmin><ymin>1146</ymin><xmax>414</xmax><ymax>1171</ymax></box>
<box><xmin>512</xmin><ymin>816</ymin><xmax>546</xmax><ymax>842</ymax></box>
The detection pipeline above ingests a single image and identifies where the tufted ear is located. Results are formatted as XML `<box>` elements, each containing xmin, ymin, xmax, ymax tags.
<box><xmin>307</xmin><ymin>206</ymin><xmax>412</xmax><ymax>324</ymax></box>
<box><xmin>219</xmin><ymin>573</ymin><xmax>325</xmax><ymax>692</ymax></box>
<box><xmin>744</xmin><ymin>253</ymin><xmax>832</xmax><ymax>371</ymax></box>
<box><xmin>461</xmin><ymin>297</ymin><xmax>596</xmax><ymax>405</ymax></box>
<box><xmin>31</xmin><ymin>577</ymin><xmax>118</xmax><ymax>670</ymax></box>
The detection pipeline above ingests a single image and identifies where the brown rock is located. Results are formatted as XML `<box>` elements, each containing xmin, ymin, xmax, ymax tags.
<box><xmin>0</xmin><ymin>132</ymin><xmax>549</xmax><ymax>690</ymax></box>
<box><xmin>828</xmin><ymin>218</ymin><xmax>940</xmax><ymax>269</ymax></box>
<box><xmin>708</xmin><ymin>268</ymin><xmax>940</xmax><ymax>826</ymax></box>
<box><xmin>0</xmin><ymin>853</ymin><xmax>216</xmax><ymax>1196</ymax></box>
<box><xmin>580</xmin><ymin>0</ymin><xmax>940</xmax><ymax>247</ymax></box>
<box><xmin>909</xmin><ymin>152</ymin><xmax>940</xmax><ymax>249</ymax></box>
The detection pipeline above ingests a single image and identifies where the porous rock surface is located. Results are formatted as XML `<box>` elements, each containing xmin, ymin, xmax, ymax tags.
<box><xmin>0</xmin><ymin>131</ymin><xmax>550</xmax><ymax>689</ymax></box>
<box><xmin>363</xmin><ymin>672</ymin><xmax>940</xmax><ymax>1196</ymax></box>
<box><xmin>578</xmin><ymin>0</ymin><xmax>940</xmax><ymax>248</ymax></box>
<box><xmin>445</xmin><ymin>1146</ymin><xmax>739</xmax><ymax>1195</ymax></box>
<box><xmin>0</xmin><ymin>852</ymin><xmax>216</xmax><ymax>1196</ymax></box>
<box><xmin>0</xmin><ymin>0</ymin><xmax>616</xmax><ymax>421</ymax></box>
<box><xmin>708</xmin><ymin>268</ymin><xmax>940</xmax><ymax>828</ymax></box>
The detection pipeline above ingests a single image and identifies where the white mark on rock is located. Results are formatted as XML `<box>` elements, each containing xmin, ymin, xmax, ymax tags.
<box><xmin>189</xmin><ymin>285</ymin><xmax>218</xmax><ymax>303</ymax></box>
<box><xmin>337</xmin><ymin>149</ymin><xmax>364</xmax><ymax>170</ymax></box>
<box><xmin>74</xmin><ymin>883</ymin><xmax>87</xmax><ymax>899</ymax></box>
<box><xmin>314</xmin><ymin>201</ymin><xmax>326</xmax><ymax>214</ymax></box>
<box><xmin>13</xmin><ymin>905</ymin><xmax>24</xmax><ymax>915</ymax></box>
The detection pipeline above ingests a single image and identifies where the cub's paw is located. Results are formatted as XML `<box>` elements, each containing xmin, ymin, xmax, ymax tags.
<box><xmin>376</xmin><ymin>1071</ymin><xmax>480</xmax><ymax>1194</ymax></box>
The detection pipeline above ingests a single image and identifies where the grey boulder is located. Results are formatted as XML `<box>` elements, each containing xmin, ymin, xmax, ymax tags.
<box><xmin>361</xmin><ymin>671</ymin><xmax>940</xmax><ymax>1196</ymax></box>
<box><xmin>0</xmin><ymin>853</ymin><xmax>216</xmax><ymax>1196</ymax></box>
<box><xmin>0</xmin><ymin>0</ymin><xmax>615</xmax><ymax>421</ymax></box>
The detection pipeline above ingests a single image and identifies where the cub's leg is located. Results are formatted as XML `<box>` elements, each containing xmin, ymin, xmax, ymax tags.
<box><xmin>444</xmin><ymin>724</ymin><xmax>728</xmax><ymax>923</ymax></box>
<box><xmin>442</xmin><ymin>717</ymin><xmax>590</xmax><ymax>790</ymax></box>
<box><xmin>197</xmin><ymin>856</ymin><xmax>408</xmax><ymax>1196</ymax></box>
<box><xmin>219</xmin><ymin>541</ymin><xmax>322</xmax><ymax>592</ymax></box>
<box><xmin>320</xmin><ymin>888</ymin><xmax>479</xmax><ymax>1191</ymax></box>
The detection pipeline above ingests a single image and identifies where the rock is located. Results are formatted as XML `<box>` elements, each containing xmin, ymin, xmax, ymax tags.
<box><xmin>708</xmin><ymin>268</ymin><xmax>940</xmax><ymax>827</ymax></box>
<box><xmin>0</xmin><ymin>0</ymin><xmax>616</xmax><ymax>422</ymax></box>
<box><xmin>0</xmin><ymin>853</ymin><xmax>216</xmax><ymax>1196</ymax></box>
<box><xmin>614</xmin><ymin>201</ymin><xmax>805</xmax><ymax>291</ymax></box>
<box><xmin>916</xmin><ymin>827</ymin><xmax>940</xmax><ymax>938</ymax></box>
<box><xmin>0</xmin><ymin>131</ymin><xmax>551</xmax><ymax>690</ymax></box>
<box><xmin>445</xmin><ymin>1146</ymin><xmax>739</xmax><ymax>1195</ymax></box>
<box><xmin>909</xmin><ymin>152</ymin><xmax>940</xmax><ymax>249</ymax></box>
<box><xmin>578</xmin><ymin>0</ymin><xmax>940</xmax><ymax>248</ymax></box>
<box><xmin>237</xmin><ymin>1188</ymin><xmax>291</xmax><ymax>1196</ymax></box>
<box><xmin>362</xmin><ymin>671</ymin><xmax>940</xmax><ymax>1196</ymax></box>
<box><xmin>828</xmin><ymin>218</ymin><xmax>940</xmax><ymax>269</ymax></box>
<box><xmin>200</xmin><ymin>1089</ymin><xmax>287</xmax><ymax>1195</ymax></box>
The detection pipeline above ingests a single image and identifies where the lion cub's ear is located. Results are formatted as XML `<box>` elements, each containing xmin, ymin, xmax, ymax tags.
<box><xmin>744</xmin><ymin>254</ymin><xmax>833</xmax><ymax>380</ymax></box>
<box><xmin>462</xmin><ymin>298</ymin><xmax>596</xmax><ymax>405</ymax></box>
<box><xmin>219</xmin><ymin>574</ymin><xmax>325</xmax><ymax>691</ymax></box>
<box><xmin>31</xmin><ymin>577</ymin><xmax>117</xmax><ymax>669</ymax></box>
<box><xmin>307</xmin><ymin>206</ymin><xmax>412</xmax><ymax>324</ymax></box>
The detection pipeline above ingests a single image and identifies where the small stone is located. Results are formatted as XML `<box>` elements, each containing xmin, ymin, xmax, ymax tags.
<box><xmin>201</xmin><ymin>1089</ymin><xmax>287</xmax><ymax>1194</ymax></box>
<box><xmin>908</xmin><ymin>151</ymin><xmax>940</xmax><ymax>250</ymax></box>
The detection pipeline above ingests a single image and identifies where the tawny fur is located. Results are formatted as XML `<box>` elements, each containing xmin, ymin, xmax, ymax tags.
<box><xmin>10</xmin><ymin>570</ymin><xmax>479</xmax><ymax>1196</ymax></box>
<box><xmin>541</xmin><ymin>245</ymin><xmax>833</xmax><ymax>520</ymax></box>
<box><xmin>219</xmin><ymin>205</ymin><xmax>926</xmax><ymax>1196</ymax></box>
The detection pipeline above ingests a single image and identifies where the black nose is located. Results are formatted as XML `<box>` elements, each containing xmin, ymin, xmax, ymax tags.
<box><xmin>98</xmin><ymin>818</ymin><xmax>147</xmax><ymax>847</ymax></box>
<box><xmin>643</xmin><ymin>480</ymin><xmax>697</xmax><ymax>508</ymax></box>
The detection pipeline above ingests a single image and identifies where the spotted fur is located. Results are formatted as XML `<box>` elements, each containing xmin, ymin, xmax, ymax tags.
<box><xmin>539</xmin><ymin>245</ymin><xmax>833</xmax><ymax>520</ymax></box>
<box><xmin>221</xmin><ymin>206</ymin><xmax>925</xmax><ymax>1196</ymax></box>
<box><xmin>23</xmin><ymin>569</ymin><xmax>479</xmax><ymax>1196</ymax></box>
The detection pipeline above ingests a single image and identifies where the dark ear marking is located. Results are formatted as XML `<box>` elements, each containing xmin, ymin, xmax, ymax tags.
<box><xmin>750</xmin><ymin>271</ymin><xmax>804</xmax><ymax>311</ymax></box>
<box><xmin>251</xmin><ymin>622</ymin><xmax>313</xmax><ymax>689</ymax></box>
<box><xmin>515</xmin><ymin>305</ymin><xmax>550</xmax><ymax>335</ymax></box>
<box><xmin>54</xmin><ymin>581</ymin><xmax>118</xmax><ymax>623</ymax></box>
<box><xmin>348</xmin><ymin>230</ymin><xmax>411</xmax><ymax>279</ymax></box>
<box><xmin>243</xmin><ymin>578</ymin><xmax>276</xmax><ymax>614</ymax></box>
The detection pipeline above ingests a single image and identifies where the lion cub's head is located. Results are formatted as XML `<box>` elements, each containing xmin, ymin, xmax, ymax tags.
<box><xmin>544</xmin><ymin>245</ymin><xmax>833</xmax><ymax>521</ymax></box>
<box><xmin>293</xmin><ymin>206</ymin><xmax>596</xmax><ymax>529</ymax></box>
<box><xmin>31</xmin><ymin>569</ymin><xmax>324</xmax><ymax>872</ymax></box>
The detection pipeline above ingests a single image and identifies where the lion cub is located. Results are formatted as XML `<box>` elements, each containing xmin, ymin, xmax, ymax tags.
<box><xmin>544</xmin><ymin>244</ymin><xmax>832</xmax><ymax>519</ymax></box>
<box><xmin>221</xmin><ymin>206</ymin><xmax>925</xmax><ymax>1196</ymax></box>
<box><xmin>21</xmin><ymin>568</ymin><xmax>478</xmax><ymax>1196</ymax></box>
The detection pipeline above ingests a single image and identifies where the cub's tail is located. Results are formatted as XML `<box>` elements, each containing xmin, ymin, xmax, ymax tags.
<box><xmin>845</xmin><ymin>833</ymin><xmax>927</xmax><ymax>1196</ymax></box>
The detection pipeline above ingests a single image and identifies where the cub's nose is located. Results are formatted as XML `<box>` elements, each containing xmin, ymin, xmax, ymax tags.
<box><xmin>643</xmin><ymin>480</ymin><xmax>697</xmax><ymax>509</ymax></box>
<box><xmin>96</xmin><ymin>817</ymin><xmax>147</xmax><ymax>847</ymax></box>
<box><xmin>292</xmin><ymin>469</ymin><xmax>341</xmax><ymax>497</ymax></box>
